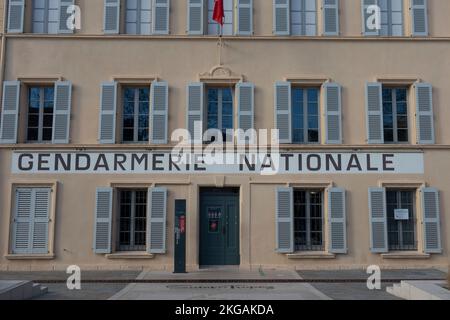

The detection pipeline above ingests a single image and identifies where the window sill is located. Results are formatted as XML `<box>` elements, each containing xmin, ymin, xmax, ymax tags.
<box><xmin>381</xmin><ymin>252</ymin><xmax>430</xmax><ymax>260</ymax></box>
<box><xmin>106</xmin><ymin>252</ymin><xmax>154</xmax><ymax>260</ymax></box>
<box><xmin>5</xmin><ymin>254</ymin><xmax>55</xmax><ymax>260</ymax></box>
<box><xmin>287</xmin><ymin>252</ymin><xmax>336</xmax><ymax>259</ymax></box>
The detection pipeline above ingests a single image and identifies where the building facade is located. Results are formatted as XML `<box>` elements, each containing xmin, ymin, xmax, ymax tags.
<box><xmin>0</xmin><ymin>0</ymin><xmax>449</xmax><ymax>271</ymax></box>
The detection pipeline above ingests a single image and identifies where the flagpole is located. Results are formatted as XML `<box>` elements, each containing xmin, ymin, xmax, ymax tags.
<box><xmin>218</xmin><ymin>24</ymin><xmax>223</xmax><ymax>66</ymax></box>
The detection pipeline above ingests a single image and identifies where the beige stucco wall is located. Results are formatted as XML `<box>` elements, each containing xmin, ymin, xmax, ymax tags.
<box><xmin>0</xmin><ymin>0</ymin><xmax>449</xmax><ymax>271</ymax></box>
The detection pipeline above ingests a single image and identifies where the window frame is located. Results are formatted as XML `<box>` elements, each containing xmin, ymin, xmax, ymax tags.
<box><xmin>382</xmin><ymin>86</ymin><xmax>409</xmax><ymax>144</ymax></box>
<box><xmin>379</xmin><ymin>0</ymin><xmax>404</xmax><ymax>36</ymax></box>
<box><xmin>26</xmin><ymin>85</ymin><xmax>55</xmax><ymax>143</ymax></box>
<box><xmin>386</xmin><ymin>189</ymin><xmax>417</xmax><ymax>251</ymax></box>
<box><xmin>291</xmin><ymin>86</ymin><xmax>320</xmax><ymax>144</ymax></box>
<box><xmin>32</xmin><ymin>0</ymin><xmax>60</xmax><ymax>34</ymax></box>
<box><xmin>124</xmin><ymin>0</ymin><xmax>153</xmax><ymax>35</ymax></box>
<box><xmin>205</xmin><ymin>86</ymin><xmax>235</xmax><ymax>142</ymax></box>
<box><xmin>116</xmin><ymin>189</ymin><xmax>148</xmax><ymax>252</ymax></box>
<box><xmin>293</xmin><ymin>189</ymin><xmax>324</xmax><ymax>252</ymax></box>
<box><xmin>290</xmin><ymin>0</ymin><xmax>317</xmax><ymax>36</ymax></box>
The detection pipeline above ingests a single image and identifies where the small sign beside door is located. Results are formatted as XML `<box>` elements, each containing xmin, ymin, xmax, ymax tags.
<box><xmin>394</xmin><ymin>209</ymin><xmax>409</xmax><ymax>220</ymax></box>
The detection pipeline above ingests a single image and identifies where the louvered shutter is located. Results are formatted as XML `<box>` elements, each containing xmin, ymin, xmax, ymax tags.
<box><xmin>276</xmin><ymin>187</ymin><xmax>293</xmax><ymax>253</ymax></box>
<box><xmin>237</xmin><ymin>82</ymin><xmax>254</xmax><ymax>134</ymax></box>
<box><xmin>104</xmin><ymin>0</ymin><xmax>121</xmax><ymax>34</ymax></box>
<box><xmin>415</xmin><ymin>83</ymin><xmax>434</xmax><ymax>144</ymax></box>
<box><xmin>368</xmin><ymin>187</ymin><xmax>388</xmax><ymax>253</ymax></box>
<box><xmin>323</xmin><ymin>82</ymin><xmax>342</xmax><ymax>144</ymax></box>
<box><xmin>98</xmin><ymin>82</ymin><xmax>117</xmax><ymax>144</ymax></box>
<box><xmin>148</xmin><ymin>187</ymin><xmax>167</xmax><ymax>254</ymax></box>
<box><xmin>52</xmin><ymin>81</ymin><xmax>72</xmax><ymax>144</ymax></box>
<box><xmin>153</xmin><ymin>0</ymin><xmax>170</xmax><ymax>34</ymax></box>
<box><xmin>7</xmin><ymin>0</ymin><xmax>25</xmax><ymax>33</ymax></box>
<box><xmin>421</xmin><ymin>188</ymin><xmax>442</xmax><ymax>253</ymax></box>
<box><xmin>186</xmin><ymin>82</ymin><xmax>204</xmax><ymax>143</ymax></box>
<box><xmin>411</xmin><ymin>0</ymin><xmax>428</xmax><ymax>36</ymax></box>
<box><xmin>273</xmin><ymin>0</ymin><xmax>290</xmax><ymax>35</ymax></box>
<box><xmin>328</xmin><ymin>188</ymin><xmax>347</xmax><ymax>253</ymax></box>
<box><xmin>365</xmin><ymin>82</ymin><xmax>383</xmax><ymax>144</ymax></box>
<box><xmin>237</xmin><ymin>0</ymin><xmax>253</xmax><ymax>35</ymax></box>
<box><xmin>0</xmin><ymin>81</ymin><xmax>21</xmax><ymax>144</ymax></box>
<box><xmin>274</xmin><ymin>82</ymin><xmax>291</xmax><ymax>144</ymax></box>
<box><xmin>94</xmin><ymin>187</ymin><xmax>113</xmax><ymax>254</ymax></box>
<box><xmin>322</xmin><ymin>0</ymin><xmax>339</xmax><ymax>36</ymax></box>
<box><xmin>58</xmin><ymin>0</ymin><xmax>75</xmax><ymax>34</ymax></box>
<box><xmin>31</xmin><ymin>188</ymin><xmax>51</xmax><ymax>254</ymax></box>
<box><xmin>362</xmin><ymin>0</ymin><xmax>379</xmax><ymax>36</ymax></box>
<box><xmin>12</xmin><ymin>188</ymin><xmax>33</xmax><ymax>254</ymax></box>
<box><xmin>151</xmin><ymin>81</ymin><xmax>168</xmax><ymax>144</ymax></box>
<box><xmin>187</xmin><ymin>0</ymin><xmax>204</xmax><ymax>35</ymax></box>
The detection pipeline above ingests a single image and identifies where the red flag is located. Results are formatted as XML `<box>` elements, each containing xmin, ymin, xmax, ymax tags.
<box><xmin>213</xmin><ymin>0</ymin><xmax>224</xmax><ymax>26</ymax></box>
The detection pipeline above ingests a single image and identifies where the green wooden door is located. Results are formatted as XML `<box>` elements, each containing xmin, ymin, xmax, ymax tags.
<box><xmin>200</xmin><ymin>189</ymin><xmax>240</xmax><ymax>266</ymax></box>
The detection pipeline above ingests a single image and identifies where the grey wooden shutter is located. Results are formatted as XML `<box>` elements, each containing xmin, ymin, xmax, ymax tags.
<box><xmin>98</xmin><ymin>82</ymin><xmax>117</xmax><ymax>144</ymax></box>
<box><xmin>322</xmin><ymin>0</ymin><xmax>339</xmax><ymax>36</ymax></box>
<box><xmin>415</xmin><ymin>83</ymin><xmax>435</xmax><ymax>144</ymax></box>
<box><xmin>12</xmin><ymin>188</ymin><xmax>33</xmax><ymax>254</ymax></box>
<box><xmin>237</xmin><ymin>0</ymin><xmax>253</xmax><ymax>35</ymax></box>
<box><xmin>104</xmin><ymin>0</ymin><xmax>121</xmax><ymax>34</ymax></box>
<box><xmin>153</xmin><ymin>0</ymin><xmax>170</xmax><ymax>34</ymax></box>
<box><xmin>421</xmin><ymin>188</ymin><xmax>442</xmax><ymax>253</ymax></box>
<box><xmin>365</xmin><ymin>82</ymin><xmax>383</xmax><ymax>144</ymax></box>
<box><xmin>276</xmin><ymin>187</ymin><xmax>293</xmax><ymax>253</ymax></box>
<box><xmin>94</xmin><ymin>187</ymin><xmax>113</xmax><ymax>254</ymax></box>
<box><xmin>151</xmin><ymin>81</ymin><xmax>168</xmax><ymax>144</ymax></box>
<box><xmin>186</xmin><ymin>82</ymin><xmax>204</xmax><ymax>143</ymax></box>
<box><xmin>58</xmin><ymin>0</ymin><xmax>75</xmax><ymax>34</ymax></box>
<box><xmin>411</xmin><ymin>0</ymin><xmax>428</xmax><ymax>36</ymax></box>
<box><xmin>148</xmin><ymin>187</ymin><xmax>167</xmax><ymax>254</ymax></box>
<box><xmin>328</xmin><ymin>188</ymin><xmax>347</xmax><ymax>253</ymax></box>
<box><xmin>274</xmin><ymin>82</ymin><xmax>291</xmax><ymax>144</ymax></box>
<box><xmin>187</xmin><ymin>0</ymin><xmax>204</xmax><ymax>35</ymax></box>
<box><xmin>31</xmin><ymin>188</ymin><xmax>51</xmax><ymax>254</ymax></box>
<box><xmin>7</xmin><ymin>0</ymin><xmax>25</xmax><ymax>33</ymax></box>
<box><xmin>368</xmin><ymin>187</ymin><xmax>388</xmax><ymax>253</ymax></box>
<box><xmin>237</xmin><ymin>82</ymin><xmax>254</xmax><ymax>133</ymax></box>
<box><xmin>362</xmin><ymin>0</ymin><xmax>379</xmax><ymax>36</ymax></box>
<box><xmin>52</xmin><ymin>81</ymin><xmax>72</xmax><ymax>144</ymax></box>
<box><xmin>323</xmin><ymin>82</ymin><xmax>342</xmax><ymax>144</ymax></box>
<box><xmin>0</xmin><ymin>81</ymin><xmax>21</xmax><ymax>144</ymax></box>
<box><xmin>273</xmin><ymin>0</ymin><xmax>290</xmax><ymax>35</ymax></box>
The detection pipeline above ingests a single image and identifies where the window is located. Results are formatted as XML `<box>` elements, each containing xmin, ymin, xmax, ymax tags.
<box><xmin>379</xmin><ymin>0</ymin><xmax>403</xmax><ymax>36</ymax></box>
<box><xmin>125</xmin><ymin>0</ymin><xmax>152</xmax><ymax>35</ymax></box>
<box><xmin>293</xmin><ymin>190</ymin><xmax>324</xmax><ymax>251</ymax></box>
<box><xmin>207</xmin><ymin>0</ymin><xmax>233</xmax><ymax>35</ymax></box>
<box><xmin>122</xmin><ymin>87</ymin><xmax>150</xmax><ymax>143</ymax></box>
<box><xmin>206</xmin><ymin>87</ymin><xmax>234</xmax><ymax>142</ymax></box>
<box><xmin>382</xmin><ymin>87</ymin><xmax>408</xmax><ymax>143</ymax></box>
<box><xmin>32</xmin><ymin>0</ymin><xmax>59</xmax><ymax>34</ymax></box>
<box><xmin>11</xmin><ymin>187</ymin><xmax>52</xmax><ymax>255</ymax></box>
<box><xmin>292</xmin><ymin>87</ymin><xmax>319</xmax><ymax>144</ymax></box>
<box><xmin>291</xmin><ymin>0</ymin><xmax>317</xmax><ymax>36</ymax></box>
<box><xmin>386</xmin><ymin>190</ymin><xmax>417</xmax><ymax>251</ymax></box>
<box><xmin>27</xmin><ymin>86</ymin><xmax>54</xmax><ymax>142</ymax></box>
<box><xmin>117</xmin><ymin>190</ymin><xmax>147</xmax><ymax>251</ymax></box>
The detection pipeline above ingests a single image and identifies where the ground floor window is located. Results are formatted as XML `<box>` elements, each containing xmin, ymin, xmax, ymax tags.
<box><xmin>117</xmin><ymin>190</ymin><xmax>147</xmax><ymax>251</ymax></box>
<box><xmin>293</xmin><ymin>189</ymin><xmax>324</xmax><ymax>251</ymax></box>
<box><xmin>386</xmin><ymin>189</ymin><xmax>417</xmax><ymax>251</ymax></box>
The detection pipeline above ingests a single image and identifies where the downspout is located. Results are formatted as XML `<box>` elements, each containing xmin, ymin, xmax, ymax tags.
<box><xmin>0</xmin><ymin>0</ymin><xmax>8</xmax><ymax>111</ymax></box>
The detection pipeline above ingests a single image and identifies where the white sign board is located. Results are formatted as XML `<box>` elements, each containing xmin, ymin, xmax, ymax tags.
<box><xmin>394</xmin><ymin>209</ymin><xmax>409</xmax><ymax>220</ymax></box>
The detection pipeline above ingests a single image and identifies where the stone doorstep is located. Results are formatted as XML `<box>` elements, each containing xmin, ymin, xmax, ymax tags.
<box><xmin>387</xmin><ymin>280</ymin><xmax>450</xmax><ymax>300</ymax></box>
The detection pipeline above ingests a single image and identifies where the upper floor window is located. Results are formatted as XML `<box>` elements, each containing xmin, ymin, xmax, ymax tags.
<box><xmin>292</xmin><ymin>87</ymin><xmax>319</xmax><ymax>144</ymax></box>
<box><xmin>275</xmin><ymin>82</ymin><xmax>342</xmax><ymax>145</ymax></box>
<box><xmin>32</xmin><ymin>0</ymin><xmax>59</xmax><ymax>34</ymax></box>
<box><xmin>274</xmin><ymin>0</ymin><xmax>339</xmax><ymax>36</ymax></box>
<box><xmin>125</xmin><ymin>0</ymin><xmax>152</xmax><ymax>35</ymax></box>
<box><xmin>122</xmin><ymin>87</ymin><xmax>150</xmax><ymax>143</ymax></box>
<box><xmin>187</xmin><ymin>0</ymin><xmax>253</xmax><ymax>36</ymax></box>
<box><xmin>103</xmin><ymin>0</ymin><xmax>170</xmax><ymax>35</ymax></box>
<box><xmin>365</xmin><ymin>82</ymin><xmax>434</xmax><ymax>145</ymax></box>
<box><xmin>206</xmin><ymin>87</ymin><xmax>234</xmax><ymax>142</ymax></box>
<box><xmin>27</xmin><ymin>86</ymin><xmax>55</xmax><ymax>142</ymax></box>
<box><xmin>379</xmin><ymin>0</ymin><xmax>403</xmax><ymax>36</ymax></box>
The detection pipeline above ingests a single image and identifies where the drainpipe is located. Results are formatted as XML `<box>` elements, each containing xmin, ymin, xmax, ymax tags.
<box><xmin>0</xmin><ymin>1</ymin><xmax>8</xmax><ymax>111</ymax></box>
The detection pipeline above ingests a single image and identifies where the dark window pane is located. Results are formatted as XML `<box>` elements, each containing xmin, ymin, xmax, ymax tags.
<box><xmin>208</xmin><ymin>89</ymin><xmax>218</xmax><ymax>102</ymax></box>
<box><xmin>139</xmin><ymin>88</ymin><xmax>149</xmax><ymax>101</ymax></box>
<box><xmin>308</xmin><ymin>129</ymin><xmax>319</xmax><ymax>143</ymax></box>
<box><xmin>43</xmin><ymin>115</ymin><xmax>53</xmax><ymax>127</ymax></box>
<box><xmin>138</xmin><ymin>115</ymin><xmax>148</xmax><ymax>129</ymax></box>
<box><xmin>222</xmin><ymin>88</ymin><xmax>232</xmax><ymax>101</ymax></box>
<box><xmin>139</xmin><ymin>102</ymin><xmax>149</xmax><ymax>115</ymax></box>
<box><xmin>222</xmin><ymin>115</ymin><xmax>233</xmax><ymax>129</ymax></box>
<box><xmin>123</xmin><ymin>129</ymin><xmax>134</xmax><ymax>142</ymax></box>
<box><xmin>292</xmin><ymin>130</ymin><xmax>304</xmax><ymax>143</ymax></box>
<box><xmin>124</xmin><ymin>88</ymin><xmax>135</xmax><ymax>101</ymax></box>
<box><xmin>307</xmin><ymin>88</ymin><xmax>318</xmax><ymax>102</ymax></box>
<box><xmin>397</xmin><ymin>115</ymin><xmax>408</xmax><ymax>129</ymax></box>
<box><xmin>383</xmin><ymin>115</ymin><xmax>393</xmax><ymax>128</ymax></box>
<box><xmin>138</xmin><ymin>129</ymin><xmax>149</xmax><ymax>142</ymax></box>
<box><xmin>396</xmin><ymin>102</ymin><xmax>407</xmax><ymax>115</ymax></box>
<box><xmin>27</xmin><ymin>128</ymin><xmax>39</xmax><ymax>141</ymax></box>
<box><xmin>383</xmin><ymin>102</ymin><xmax>393</xmax><ymax>115</ymax></box>
<box><xmin>29</xmin><ymin>88</ymin><xmax>41</xmax><ymax>101</ymax></box>
<box><xmin>123</xmin><ymin>101</ymin><xmax>135</xmax><ymax>115</ymax></box>
<box><xmin>27</xmin><ymin>115</ymin><xmax>39</xmax><ymax>127</ymax></box>
<box><xmin>384</xmin><ymin>129</ymin><xmax>394</xmax><ymax>142</ymax></box>
<box><xmin>223</xmin><ymin>102</ymin><xmax>233</xmax><ymax>115</ymax></box>
<box><xmin>208</xmin><ymin>102</ymin><xmax>218</xmax><ymax>114</ymax></box>
<box><xmin>292</xmin><ymin>88</ymin><xmax>302</xmax><ymax>102</ymax></box>
<box><xmin>396</xmin><ymin>89</ymin><xmax>407</xmax><ymax>102</ymax></box>
<box><xmin>44</xmin><ymin>88</ymin><xmax>54</xmax><ymax>101</ymax></box>
<box><xmin>397</xmin><ymin>129</ymin><xmax>408</xmax><ymax>142</ymax></box>
<box><xmin>383</xmin><ymin>88</ymin><xmax>392</xmax><ymax>102</ymax></box>
<box><xmin>42</xmin><ymin>128</ymin><xmax>52</xmax><ymax>141</ymax></box>
<box><xmin>29</xmin><ymin>100</ymin><xmax>40</xmax><ymax>111</ymax></box>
